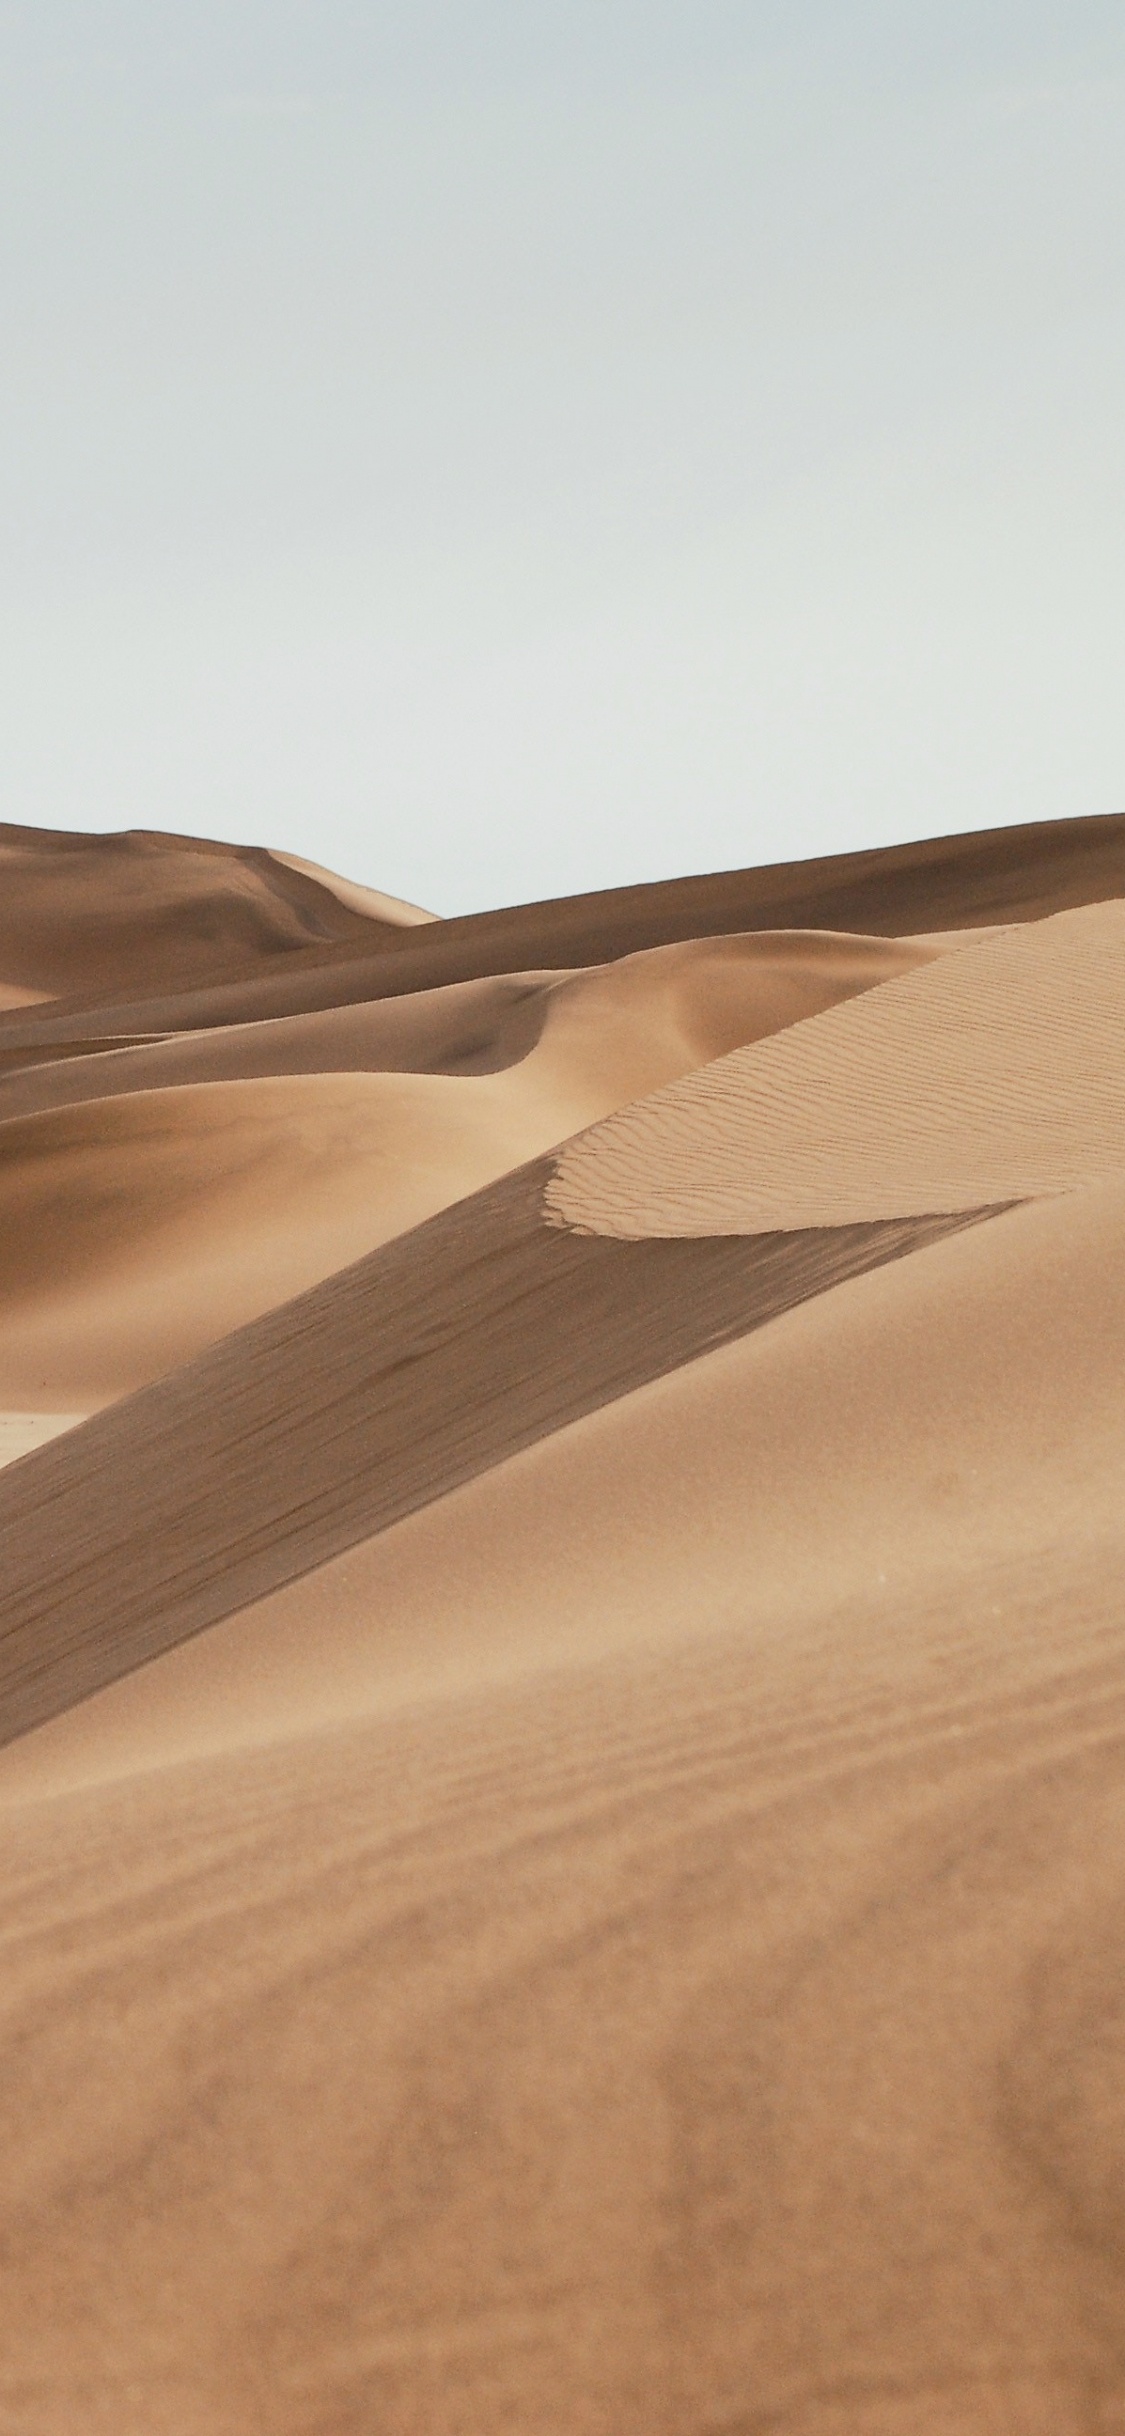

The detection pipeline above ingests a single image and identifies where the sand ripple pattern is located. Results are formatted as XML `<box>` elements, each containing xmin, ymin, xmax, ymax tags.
<box><xmin>547</xmin><ymin>898</ymin><xmax>1125</xmax><ymax>1235</ymax></box>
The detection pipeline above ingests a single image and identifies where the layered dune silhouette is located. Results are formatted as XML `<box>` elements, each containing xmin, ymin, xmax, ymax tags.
<box><xmin>2</xmin><ymin>814</ymin><xmax>1125</xmax><ymax>2433</ymax></box>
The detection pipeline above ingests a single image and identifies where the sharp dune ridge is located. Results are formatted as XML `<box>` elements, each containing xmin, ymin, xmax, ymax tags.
<box><xmin>0</xmin><ymin>805</ymin><xmax>1120</xmax><ymax>1054</ymax></box>
<box><xmin>1</xmin><ymin>816</ymin><xmax>1125</xmax><ymax>2432</ymax></box>
<box><xmin>0</xmin><ymin>1157</ymin><xmax>1002</xmax><ymax>1747</ymax></box>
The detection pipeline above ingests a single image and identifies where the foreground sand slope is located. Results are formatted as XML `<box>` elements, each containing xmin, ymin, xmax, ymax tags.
<box><xmin>2</xmin><ymin>1188</ymin><xmax>1125</xmax><ymax>2430</ymax></box>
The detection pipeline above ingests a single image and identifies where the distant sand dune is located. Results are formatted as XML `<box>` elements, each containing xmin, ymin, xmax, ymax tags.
<box><xmin>267</xmin><ymin>848</ymin><xmax>437</xmax><ymax>928</ymax></box>
<box><xmin>0</xmin><ymin>822</ymin><xmax>418</xmax><ymax>1006</ymax></box>
<box><xmin>0</xmin><ymin>930</ymin><xmax>938</xmax><ymax>1403</ymax></box>
<box><xmin>0</xmin><ymin>806</ymin><xmax>1120</xmax><ymax>1054</ymax></box>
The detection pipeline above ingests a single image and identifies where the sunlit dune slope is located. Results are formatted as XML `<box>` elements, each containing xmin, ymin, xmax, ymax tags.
<box><xmin>550</xmin><ymin>895</ymin><xmax>1125</xmax><ymax>1234</ymax></box>
<box><xmin>7</xmin><ymin>1173</ymin><xmax>1120</xmax><ymax>1798</ymax></box>
<box><xmin>0</xmin><ymin>1148</ymin><xmax>988</xmax><ymax>1745</ymax></box>
<box><xmin>1</xmin><ymin>1186</ymin><xmax>1125</xmax><ymax>2430</ymax></box>
<box><xmin>0</xmin><ymin>821</ymin><xmax>427</xmax><ymax>1007</ymax></box>
<box><xmin>3</xmin><ymin>883</ymin><xmax>1123</xmax><ymax>1731</ymax></box>
<box><xmin>0</xmin><ymin>806</ymin><xmax>1119</xmax><ymax>1054</ymax></box>
<box><xmin>0</xmin><ymin>929</ymin><xmax>936</xmax><ymax>1404</ymax></box>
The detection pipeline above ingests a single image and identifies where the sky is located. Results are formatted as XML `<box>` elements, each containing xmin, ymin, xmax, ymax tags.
<box><xmin>1</xmin><ymin>3</ymin><xmax>1123</xmax><ymax>914</ymax></box>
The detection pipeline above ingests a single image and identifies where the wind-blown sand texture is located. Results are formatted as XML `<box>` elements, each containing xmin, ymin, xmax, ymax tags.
<box><xmin>2</xmin><ymin>816</ymin><xmax>1125</xmax><ymax>2433</ymax></box>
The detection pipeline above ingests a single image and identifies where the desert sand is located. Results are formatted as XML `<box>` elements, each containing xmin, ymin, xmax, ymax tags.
<box><xmin>1</xmin><ymin>815</ymin><xmax>1125</xmax><ymax>2432</ymax></box>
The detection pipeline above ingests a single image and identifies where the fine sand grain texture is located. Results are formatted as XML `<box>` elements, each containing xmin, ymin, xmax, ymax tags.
<box><xmin>2</xmin><ymin>820</ymin><xmax>1125</xmax><ymax>2435</ymax></box>
<box><xmin>549</xmin><ymin>895</ymin><xmax>1125</xmax><ymax>1234</ymax></box>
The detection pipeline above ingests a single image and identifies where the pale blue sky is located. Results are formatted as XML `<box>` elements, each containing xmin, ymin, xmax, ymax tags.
<box><xmin>1</xmin><ymin>2</ymin><xmax>1123</xmax><ymax>910</ymax></box>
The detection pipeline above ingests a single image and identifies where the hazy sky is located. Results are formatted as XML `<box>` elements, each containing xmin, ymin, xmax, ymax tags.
<box><xmin>1</xmin><ymin>3</ymin><xmax>1123</xmax><ymax>912</ymax></box>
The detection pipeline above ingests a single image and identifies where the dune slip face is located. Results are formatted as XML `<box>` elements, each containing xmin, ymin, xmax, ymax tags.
<box><xmin>0</xmin><ymin>1156</ymin><xmax>1002</xmax><ymax>1748</ymax></box>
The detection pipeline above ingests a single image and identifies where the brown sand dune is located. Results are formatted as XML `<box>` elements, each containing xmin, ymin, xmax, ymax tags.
<box><xmin>0</xmin><ymin>930</ymin><xmax>936</xmax><ymax>1128</ymax></box>
<box><xmin>267</xmin><ymin>848</ymin><xmax>437</xmax><ymax>928</ymax></box>
<box><xmin>3</xmin><ymin>818</ymin><xmax>1125</xmax><ymax>2435</ymax></box>
<box><xmin>0</xmin><ymin>806</ymin><xmax>1119</xmax><ymax>1057</ymax></box>
<box><xmin>0</xmin><ymin>1150</ymin><xmax>992</xmax><ymax>1746</ymax></box>
<box><xmin>0</xmin><ymin>822</ymin><xmax>425</xmax><ymax>1007</ymax></box>
<box><xmin>7</xmin><ymin>1172</ymin><xmax>1119</xmax><ymax>1797</ymax></box>
<box><xmin>1</xmin><ymin>1187</ymin><xmax>1125</xmax><ymax>2429</ymax></box>
<box><xmin>551</xmin><ymin>894</ymin><xmax>1125</xmax><ymax>1235</ymax></box>
<box><xmin>0</xmin><ymin>931</ymin><xmax>938</xmax><ymax>1403</ymax></box>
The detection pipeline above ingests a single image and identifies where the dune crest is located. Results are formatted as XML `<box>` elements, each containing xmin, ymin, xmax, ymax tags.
<box><xmin>548</xmin><ymin>895</ymin><xmax>1125</xmax><ymax>1235</ymax></box>
<box><xmin>2</xmin><ymin>817</ymin><xmax>1125</xmax><ymax>2434</ymax></box>
<box><xmin>0</xmin><ymin>927</ymin><xmax>941</xmax><ymax>1404</ymax></box>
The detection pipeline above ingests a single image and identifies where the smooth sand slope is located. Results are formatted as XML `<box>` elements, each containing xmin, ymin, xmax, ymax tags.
<box><xmin>0</xmin><ymin>805</ymin><xmax>1120</xmax><ymax>1057</ymax></box>
<box><xmin>0</xmin><ymin>930</ymin><xmax>938</xmax><ymax>1406</ymax></box>
<box><xmin>3</xmin><ymin>1185</ymin><xmax>1125</xmax><ymax>2429</ymax></box>
<box><xmin>0</xmin><ymin>1159</ymin><xmax>991</xmax><ymax>1746</ymax></box>
<box><xmin>2</xmin><ymin>820</ymin><xmax>1125</xmax><ymax>2434</ymax></box>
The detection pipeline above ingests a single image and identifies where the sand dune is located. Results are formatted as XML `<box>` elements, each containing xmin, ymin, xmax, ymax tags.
<box><xmin>551</xmin><ymin>895</ymin><xmax>1125</xmax><ymax>1234</ymax></box>
<box><xmin>267</xmin><ymin>848</ymin><xmax>437</xmax><ymax>928</ymax></box>
<box><xmin>7</xmin><ymin>1175</ymin><xmax>1120</xmax><ymax>1796</ymax></box>
<box><xmin>0</xmin><ymin>929</ymin><xmax>938</xmax><ymax>1404</ymax></box>
<box><xmin>1</xmin><ymin>1186</ymin><xmax>1125</xmax><ymax>2425</ymax></box>
<box><xmin>2</xmin><ymin>819</ymin><xmax>1125</xmax><ymax>2433</ymax></box>
<box><xmin>0</xmin><ymin>1149</ymin><xmax>990</xmax><ymax>1740</ymax></box>
<box><xmin>0</xmin><ymin>823</ymin><xmax>414</xmax><ymax>1007</ymax></box>
<box><xmin>0</xmin><ymin>806</ymin><xmax>1118</xmax><ymax>1058</ymax></box>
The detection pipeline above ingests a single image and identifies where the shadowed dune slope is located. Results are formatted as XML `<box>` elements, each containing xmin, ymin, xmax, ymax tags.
<box><xmin>551</xmin><ymin>895</ymin><xmax>1125</xmax><ymax>1235</ymax></box>
<box><xmin>0</xmin><ymin>807</ymin><xmax>1119</xmax><ymax>1052</ymax></box>
<box><xmin>2</xmin><ymin>1189</ymin><xmax>1125</xmax><ymax>2430</ymax></box>
<box><xmin>0</xmin><ymin>930</ymin><xmax>938</xmax><ymax>1404</ymax></box>
<box><xmin>0</xmin><ymin>1153</ymin><xmax>996</xmax><ymax>1748</ymax></box>
<box><xmin>266</xmin><ymin>848</ymin><xmax>436</xmax><ymax>929</ymax></box>
<box><xmin>0</xmin><ymin>822</ymin><xmax>428</xmax><ymax>1008</ymax></box>
<box><xmin>0</xmin><ymin>928</ymin><xmax>935</xmax><ymax>1125</ymax></box>
<box><xmin>7</xmin><ymin>1175</ymin><xmax>1119</xmax><ymax>1798</ymax></box>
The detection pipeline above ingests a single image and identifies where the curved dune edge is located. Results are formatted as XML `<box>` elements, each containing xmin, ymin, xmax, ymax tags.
<box><xmin>4</xmin><ymin>815</ymin><xmax>1125</xmax><ymax>2430</ymax></box>
<box><xmin>0</xmin><ymin>930</ymin><xmax>944</xmax><ymax>1407</ymax></box>
<box><xmin>546</xmin><ymin>896</ymin><xmax>1125</xmax><ymax>1236</ymax></box>
<box><xmin>0</xmin><ymin>1159</ymin><xmax>1006</xmax><ymax>1750</ymax></box>
<box><xmin>0</xmin><ymin>806</ymin><xmax>1120</xmax><ymax>1052</ymax></box>
<box><xmin>266</xmin><ymin>848</ymin><xmax>438</xmax><ymax>928</ymax></box>
<box><xmin>2</xmin><ymin>1173</ymin><xmax>1115</xmax><ymax>1804</ymax></box>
